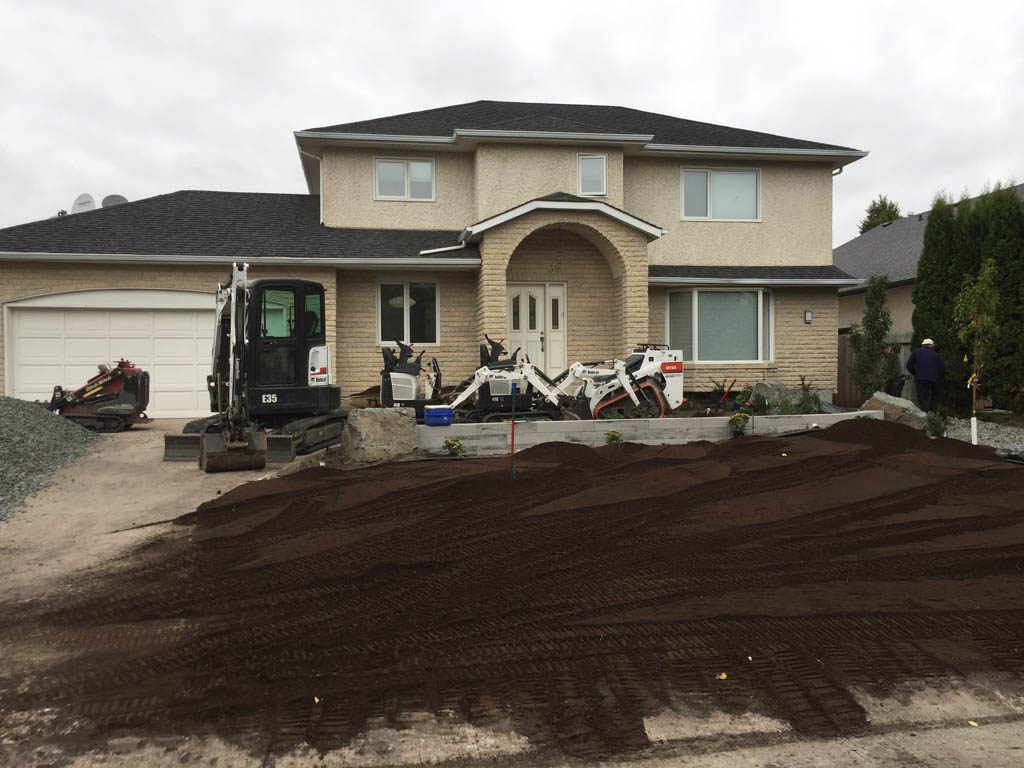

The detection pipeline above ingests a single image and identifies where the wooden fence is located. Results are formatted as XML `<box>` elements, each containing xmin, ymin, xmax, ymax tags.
<box><xmin>835</xmin><ymin>336</ymin><xmax>914</xmax><ymax>408</ymax></box>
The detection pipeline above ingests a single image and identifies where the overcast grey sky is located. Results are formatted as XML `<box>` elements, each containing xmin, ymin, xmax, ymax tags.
<box><xmin>1</xmin><ymin>1</ymin><xmax>1020</xmax><ymax>246</ymax></box>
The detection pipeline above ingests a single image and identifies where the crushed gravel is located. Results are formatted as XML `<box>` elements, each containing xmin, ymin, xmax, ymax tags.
<box><xmin>945</xmin><ymin>416</ymin><xmax>1024</xmax><ymax>456</ymax></box>
<box><xmin>0</xmin><ymin>396</ymin><xmax>102</xmax><ymax>521</ymax></box>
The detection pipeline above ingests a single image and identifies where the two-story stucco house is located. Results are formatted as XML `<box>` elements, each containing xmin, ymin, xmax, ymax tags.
<box><xmin>0</xmin><ymin>101</ymin><xmax>865</xmax><ymax>417</ymax></box>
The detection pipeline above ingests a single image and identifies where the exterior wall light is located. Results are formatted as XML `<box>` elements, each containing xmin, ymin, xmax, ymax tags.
<box><xmin>804</xmin><ymin>310</ymin><xmax>813</xmax><ymax>324</ymax></box>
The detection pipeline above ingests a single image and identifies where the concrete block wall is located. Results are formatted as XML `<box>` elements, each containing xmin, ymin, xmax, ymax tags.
<box><xmin>335</xmin><ymin>269</ymin><xmax>479</xmax><ymax>394</ymax></box>
<box><xmin>0</xmin><ymin>260</ymin><xmax>338</xmax><ymax>394</ymax></box>
<box><xmin>648</xmin><ymin>286</ymin><xmax>839</xmax><ymax>392</ymax></box>
<box><xmin>417</xmin><ymin>410</ymin><xmax>883</xmax><ymax>456</ymax></box>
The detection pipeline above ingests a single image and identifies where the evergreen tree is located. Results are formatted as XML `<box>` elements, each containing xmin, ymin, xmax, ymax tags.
<box><xmin>912</xmin><ymin>194</ymin><xmax>965</xmax><ymax>404</ymax></box>
<box><xmin>982</xmin><ymin>186</ymin><xmax>1024</xmax><ymax>406</ymax></box>
<box><xmin>859</xmin><ymin>194</ymin><xmax>902</xmax><ymax>234</ymax></box>
<box><xmin>954</xmin><ymin>257</ymin><xmax>1001</xmax><ymax>410</ymax></box>
<box><xmin>848</xmin><ymin>274</ymin><xmax>894</xmax><ymax>398</ymax></box>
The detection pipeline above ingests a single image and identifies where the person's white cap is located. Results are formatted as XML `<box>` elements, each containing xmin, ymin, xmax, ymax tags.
<box><xmin>922</xmin><ymin>338</ymin><xmax>935</xmax><ymax>346</ymax></box>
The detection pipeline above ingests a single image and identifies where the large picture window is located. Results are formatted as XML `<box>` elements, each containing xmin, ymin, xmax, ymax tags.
<box><xmin>667</xmin><ymin>289</ymin><xmax>772</xmax><ymax>362</ymax></box>
<box><xmin>378</xmin><ymin>282</ymin><xmax>438</xmax><ymax>344</ymax></box>
<box><xmin>681</xmin><ymin>168</ymin><xmax>759</xmax><ymax>220</ymax></box>
<box><xmin>375</xmin><ymin>158</ymin><xmax>434</xmax><ymax>201</ymax></box>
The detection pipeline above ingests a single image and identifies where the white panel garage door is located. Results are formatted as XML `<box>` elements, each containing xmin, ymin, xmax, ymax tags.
<box><xmin>9</xmin><ymin>304</ymin><xmax>215</xmax><ymax>418</ymax></box>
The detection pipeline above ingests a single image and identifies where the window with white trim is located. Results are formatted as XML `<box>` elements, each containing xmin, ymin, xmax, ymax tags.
<box><xmin>681</xmin><ymin>168</ymin><xmax>759</xmax><ymax>220</ymax></box>
<box><xmin>577</xmin><ymin>154</ymin><xmax>607</xmax><ymax>196</ymax></box>
<box><xmin>667</xmin><ymin>289</ymin><xmax>772</xmax><ymax>361</ymax></box>
<box><xmin>379</xmin><ymin>282</ymin><xmax>438</xmax><ymax>344</ymax></box>
<box><xmin>375</xmin><ymin>158</ymin><xmax>434</xmax><ymax>200</ymax></box>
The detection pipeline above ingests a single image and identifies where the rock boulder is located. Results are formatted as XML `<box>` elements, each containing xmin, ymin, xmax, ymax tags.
<box><xmin>860</xmin><ymin>392</ymin><xmax>926</xmax><ymax>430</ymax></box>
<box><xmin>333</xmin><ymin>407</ymin><xmax>418</xmax><ymax>464</ymax></box>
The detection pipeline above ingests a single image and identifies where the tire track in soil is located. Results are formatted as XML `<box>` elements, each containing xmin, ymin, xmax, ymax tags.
<box><xmin>2</xmin><ymin>419</ymin><xmax>1024</xmax><ymax>761</ymax></box>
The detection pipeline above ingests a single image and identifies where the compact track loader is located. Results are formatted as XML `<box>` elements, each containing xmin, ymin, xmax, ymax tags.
<box><xmin>448</xmin><ymin>338</ymin><xmax>685</xmax><ymax>421</ymax></box>
<box><xmin>47</xmin><ymin>359</ymin><xmax>151</xmax><ymax>432</ymax></box>
<box><xmin>163</xmin><ymin>262</ymin><xmax>344</xmax><ymax>472</ymax></box>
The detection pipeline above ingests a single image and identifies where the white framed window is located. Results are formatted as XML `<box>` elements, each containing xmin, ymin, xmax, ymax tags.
<box><xmin>666</xmin><ymin>288</ymin><xmax>773</xmax><ymax>362</ymax></box>
<box><xmin>378</xmin><ymin>282</ymin><xmax>439</xmax><ymax>344</ymax></box>
<box><xmin>374</xmin><ymin>158</ymin><xmax>435</xmax><ymax>201</ymax></box>
<box><xmin>681</xmin><ymin>168</ymin><xmax>760</xmax><ymax>221</ymax></box>
<box><xmin>577</xmin><ymin>153</ymin><xmax>607</xmax><ymax>196</ymax></box>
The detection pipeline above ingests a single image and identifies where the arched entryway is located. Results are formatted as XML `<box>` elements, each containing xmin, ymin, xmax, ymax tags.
<box><xmin>505</xmin><ymin>227</ymin><xmax>619</xmax><ymax>372</ymax></box>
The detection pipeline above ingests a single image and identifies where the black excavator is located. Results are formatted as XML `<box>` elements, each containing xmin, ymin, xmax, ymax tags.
<box><xmin>163</xmin><ymin>262</ymin><xmax>344</xmax><ymax>472</ymax></box>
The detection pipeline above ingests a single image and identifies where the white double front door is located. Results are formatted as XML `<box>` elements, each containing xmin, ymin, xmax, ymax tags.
<box><xmin>506</xmin><ymin>283</ymin><xmax>566</xmax><ymax>375</ymax></box>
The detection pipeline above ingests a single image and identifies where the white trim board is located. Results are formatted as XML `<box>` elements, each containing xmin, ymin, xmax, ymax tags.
<box><xmin>462</xmin><ymin>200</ymin><xmax>664</xmax><ymax>241</ymax></box>
<box><xmin>6</xmin><ymin>289</ymin><xmax>212</xmax><ymax>310</ymax></box>
<box><xmin>648</xmin><ymin>276</ymin><xmax>862</xmax><ymax>287</ymax></box>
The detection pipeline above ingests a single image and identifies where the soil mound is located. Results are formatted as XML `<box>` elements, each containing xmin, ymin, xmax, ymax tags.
<box><xmin>818</xmin><ymin>416</ymin><xmax>998</xmax><ymax>459</ymax></box>
<box><xmin>2</xmin><ymin>424</ymin><xmax>1022</xmax><ymax>760</ymax></box>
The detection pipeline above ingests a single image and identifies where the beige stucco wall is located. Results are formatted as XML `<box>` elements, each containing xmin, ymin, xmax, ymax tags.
<box><xmin>0</xmin><ymin>261</ymin><xmax>338</xmax><ymax>394</ymax></box>
<box><xmin>838</xmin><ymin>283</ymin><xmax>915</xmax><ymax>342</ymax></box>
<box><xmin>320</xmin><ymin>147</ymin><xmax>476</xmax><ymax>230</ymax></box>
<box><xmin>648</xmin><ymin>286</ymin><xmax>839</xmax><ymax>391</ymax></box>
<box><xmin>505</xmin><ymin>229</ymin><xmax>619</xmax><ymax>365</ymax></box>
<box><xmin>334</xmin><ymin>269</ymin><xmax>478</xmax><ymax>394</ymax></box>
<box><xmin>476</xmin><ymin>210</ymin><xmax>650</xmax><ymax>357</ymax></box>
<box><xmin>625</xmin><ymin>159</ymin><xmax>834</xmax><ymax>267</ymax></box>
<box><xmin>474</xmin><ymin>144</ymin><xmax>624</xmax><ymax>220</ymax></box>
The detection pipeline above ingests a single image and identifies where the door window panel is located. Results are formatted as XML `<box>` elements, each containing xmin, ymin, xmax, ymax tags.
<box><xmin>511</xmin><ymin>294</ymin><xmax>520</xmax><ymax>331</ymax></box>
<box><xmin>260</xmin><ymin>288</ymin><xmax>295</xmax><ymax>339</ymax></box>
<box><xmin>551</xmin><ymin>298</ymin><xmax>559</xmax><ymax>330</ymax></box>
<box><xmin>528</xmin><ymin>294</ymin><xmax>537</xmax><ymax>330</ymax></box>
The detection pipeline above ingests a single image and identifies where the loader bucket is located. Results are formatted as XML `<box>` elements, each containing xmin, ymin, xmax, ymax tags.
<box><xmin>199</xmin><ymin>429</ymin><xmax>268</xmax><ymax>473</ymax></box>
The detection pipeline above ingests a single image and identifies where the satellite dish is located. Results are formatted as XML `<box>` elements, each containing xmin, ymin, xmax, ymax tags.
<box><xmin>71</xmin><ymin>193</ymin><xmax>95</xmax><ymax>213</ymax></box>
<box><xmin>102</xmin><ymin>194</ymin><xmax>128</xmax><ymax>208</ymax></box>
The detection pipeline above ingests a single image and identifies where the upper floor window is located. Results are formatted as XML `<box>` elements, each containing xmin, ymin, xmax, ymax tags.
<box><xmin>375</xmin><ymin>158</ymin><xmax>434</xmax><ymax>201</ymax></box>
<box><xmin>577</xmin><ymin>154</ymin><xmax>607</xmax><ymax>196</ymax></box>
<box><xmin>681</xmin><ymin>168</ymin><xmax>759</xmax><ymax>220</ymax></box>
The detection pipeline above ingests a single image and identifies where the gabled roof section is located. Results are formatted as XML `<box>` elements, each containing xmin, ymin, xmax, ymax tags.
<box><xmin>0</xmin><ymin>191</ymin><xmax>479</xmax><ymax>266</ymax></box>
<box><xmin>649</xmin><ymin>265</ymin><xmax>860</xmax><ymax>286</ymax></box>
<box><xmin>461</xmin><ymin>192</ymin><xmax>665</xmax><ymax>242</ymax></box>
<box><xmin>300</xmin><ymin>100</ymin><xmax>862</xmax><ymax>154</ymax></box>
<box><xmin>833</xmin><ymin>183</ymin><xmax>1024</xmax><ymax>293</ymax></box>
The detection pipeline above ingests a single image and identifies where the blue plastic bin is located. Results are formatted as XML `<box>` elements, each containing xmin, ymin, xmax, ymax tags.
<box><xmin>424</xmin><ymin>405</ymin><xmax>454</xmax><ymax>426</ymax></box>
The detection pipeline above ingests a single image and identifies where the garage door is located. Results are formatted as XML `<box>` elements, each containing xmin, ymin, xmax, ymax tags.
<box><xmin>7</xmin><ymin>291</ymin><xmax>215</xmax><ymax>418</ymax></box>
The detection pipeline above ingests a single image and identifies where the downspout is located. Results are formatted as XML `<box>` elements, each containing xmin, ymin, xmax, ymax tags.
<box><xmin>298</xmin><ymin>149</ymin><xmax>323</xmax><ymax>225</ymax></box>
<box><xmin>832</xmin><ymin>167</ymin><xmax>843</xmax><ymax>177</ymax></box>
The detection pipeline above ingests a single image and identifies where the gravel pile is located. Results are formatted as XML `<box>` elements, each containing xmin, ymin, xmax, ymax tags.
<box><xmin>0</xmin><ymin>396</ymin><xmax>102</xmax><ymax>521</ymax></box>
<box><xmin>945</xmin><ymin>416</ymin><xmax>1024</xmax><ymax>455</ymax></box>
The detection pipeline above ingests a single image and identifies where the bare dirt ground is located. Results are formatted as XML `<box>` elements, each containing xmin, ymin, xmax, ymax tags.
<box><xmin>2</xmin><ymin>420</ymin><xmax>1024</xmax><ymax>767</ymax></box>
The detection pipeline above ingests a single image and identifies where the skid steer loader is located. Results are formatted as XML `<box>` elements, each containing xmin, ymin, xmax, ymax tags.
<box><xmin>163</xmin><ymin>262</ymin><xmax>344</xmax><ymax>472</ymax></box>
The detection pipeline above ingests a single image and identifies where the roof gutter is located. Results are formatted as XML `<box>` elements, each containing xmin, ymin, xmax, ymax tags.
<box><xmin>649</xmin><ymin>276</ymin><xmax>864</xmax><ymax>287</ymax></box>
<box><xmin>0</xmin><ymin>251</ymin><xmax>481</xmax><ymax>269</ymax></box>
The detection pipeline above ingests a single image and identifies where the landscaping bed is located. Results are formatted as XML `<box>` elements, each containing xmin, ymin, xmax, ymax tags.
<box><xmin>1</xmin><ymin>419</ymin><xmax>1023</xmax><ymax>762</ymax></box>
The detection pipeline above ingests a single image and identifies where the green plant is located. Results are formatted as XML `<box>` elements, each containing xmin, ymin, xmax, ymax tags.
<box><xmin>750</xmin><ymin>391</ymin><xmax>770</xmax><ymax>414</ymax></box>
<box><xmin>796</xmin><ymin>377</ymin><xmax>822</xmax><ymax>414</ymax></box>
<box><xmin>604</xmin><ymin>429</ymin><xmax>624</xmax><ymax>445</ymax></box>
<box><xmin>442</xmin><ymin>437</ymin><xmax>466</xmax><ymax>457</ymax></box>
<box><xmin>728</xmin><ymin>411</ymin><xmax>751</xmax><ymax>437</ymax></box>
<box><xmin>849</xmin><ymin>274</ymin><xmax>894</xmax><ymax>398</ymax></box>
<box><xmin>924</xmin><ymin>412</ymin><xmax>947</xmax><ymax>437</ymax></box>
<box><xmin>955</xmin><ymin>257</ymin><xmax>1001</xmax><ymax>416</ymax></box>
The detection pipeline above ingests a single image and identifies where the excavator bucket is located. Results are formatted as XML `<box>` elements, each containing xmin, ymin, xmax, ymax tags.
<box><xmin>198</xmin><ymin>428</ymin><xmax>268</xmax><ymax>473</ymax></box>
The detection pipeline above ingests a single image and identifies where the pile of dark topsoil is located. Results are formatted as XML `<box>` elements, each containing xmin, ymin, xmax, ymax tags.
<box><xmin>2</xmin><ymin>420</ymin><xmax>1023</xmax><ymax>760</ymax></box>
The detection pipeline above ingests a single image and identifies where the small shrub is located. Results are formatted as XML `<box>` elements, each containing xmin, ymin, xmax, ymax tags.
<box><xmin>728</xmin><ymin>411</ymin><xmax>751</xmax><ymax>437</ymax></box>
<box><xmin>796</xmin><ymin>377</ymin><xmax>822</xmax><ymax>414</ymax></box>
<box><xmin>604</xmin><ymin>429</ymin><xmax>624</xmax><ymax>445</ymax></box>
<box><xmin>924</xmin><ymin>412</ymin><xmax>947</xmax><ymax>438</ymax></box>
<box><xmin>442</xmin><ymin>437</ymin><xmax>466</xmax><ymax>457</ymax></box>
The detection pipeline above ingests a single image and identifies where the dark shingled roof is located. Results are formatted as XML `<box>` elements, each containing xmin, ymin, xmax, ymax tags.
<box><xmin>649</xmin><ymin>265</ymin><xmax>857</xmax><ymax>281</ymax></box>
<box><xmin>833</xmin><ymin>183</ymin><xmax>1024</xmax><ymax>291</ymax></box>
<box><xmin>0</xmin><ymin>191</ymin><xmax>477</xmax><ymax>260</ymax></box>
<box><xmin>304</xmin><ymin>100</ymin><xmax>860</xmax><ymax>153</ymax></box>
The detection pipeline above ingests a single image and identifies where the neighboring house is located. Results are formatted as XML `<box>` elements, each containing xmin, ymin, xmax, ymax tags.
<box><xmin>0</xmin><ymin>100</ymin><xmax>864</xmax><ymax>417</ymax></box>
<box><xmin>834</xmin><ymin>183</ymin><xmax>1024</xmax><ymax>342</ymax></box>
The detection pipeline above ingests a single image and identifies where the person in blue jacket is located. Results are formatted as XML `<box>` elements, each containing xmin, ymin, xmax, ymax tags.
<box><xmin>906</xmin><ymin>338</ymin><xmax>945</xmax><ymax>412</ymax></box>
